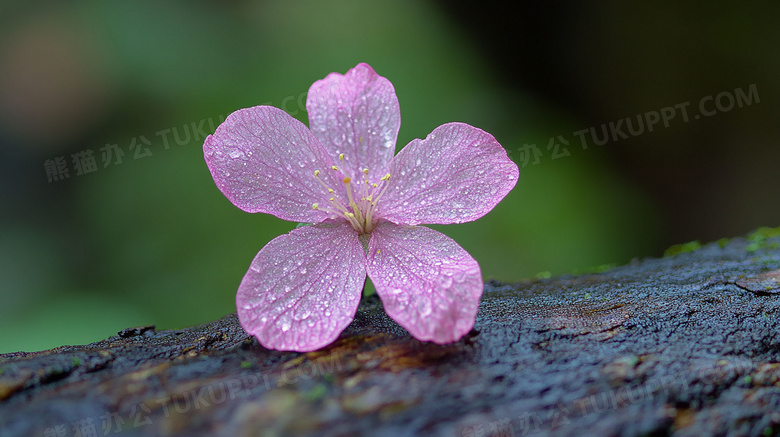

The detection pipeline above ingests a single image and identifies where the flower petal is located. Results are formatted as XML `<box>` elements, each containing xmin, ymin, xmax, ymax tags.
<box><xmin>236</xmin><ymin>222</ymin><xmax>366</xmax><ymax>352</ymax></box>
<box><xmin>306</xmin><ymin>63</ymin><xmax>400</xmax><ymax>178</ymax></box>
<box><xmin>204</xmin><ymin>106</ymin><xmax>342</xmax><ymax>223</ymax></box>
<box><xmin>366</xmin><ymin>222</ymin><xmax>483</xmax><ymax>344</ymax></box>
<box><xmin>379</xmin><ymin>122</ymin><xmax>519</xmax><ymax>225</ymax></box>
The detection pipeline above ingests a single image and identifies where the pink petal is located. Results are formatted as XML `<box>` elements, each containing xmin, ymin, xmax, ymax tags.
<box><xmin>306</xmin><ymin>63</ymin><xmax>400</xmax><ymax>179</ymax></box>
<box><xmin>237</xmin><ymin>222</ymin><xmax>366</xmax><ymax>352</ymax></box>
<box><xmin>204</xmin><ymin>106</ymin><xmax>344</xmax><ymax>223</ymax></box>
<box><xmin>366</xmin><ymin>222</ymin><xmax>483</xmax><ymax>344</ymax></box>
<box><xmin>379</xmin><ymin>122</ymin><xmax>519</xmax><ymax>225</ymax></box>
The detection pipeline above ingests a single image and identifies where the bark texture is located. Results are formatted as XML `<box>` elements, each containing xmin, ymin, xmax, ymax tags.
<box><xmin>2</xmin><ymin>229</ymin><xmax>780</xmax><ymax>437</ymax></box>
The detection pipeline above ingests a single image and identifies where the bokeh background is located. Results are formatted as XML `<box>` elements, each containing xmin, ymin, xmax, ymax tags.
<box><xmin>2</xmin><ymin>1</ymin><xmax>778</xmax><ymax>353</ymax></box>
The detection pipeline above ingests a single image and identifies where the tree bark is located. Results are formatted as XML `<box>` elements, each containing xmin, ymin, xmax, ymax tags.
<box><xmin>2</xmin><ymin>230</ymin><xmax>779</xmax><ymax>437</ymax></box>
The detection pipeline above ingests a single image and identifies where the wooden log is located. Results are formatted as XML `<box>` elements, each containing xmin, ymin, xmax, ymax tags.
<box><xmin>1</xmin><ymin>228</ymin><xmax>779</xmax><ymax>436</ymax></box>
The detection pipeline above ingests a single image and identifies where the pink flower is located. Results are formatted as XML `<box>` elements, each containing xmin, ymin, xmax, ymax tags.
<box><xmin>204</xmin><ymin>63</ymin><xmax>518</xmax><ymax>352</ymax></box>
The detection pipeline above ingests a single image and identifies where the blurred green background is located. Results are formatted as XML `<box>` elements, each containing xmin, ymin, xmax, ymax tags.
<box><xmin>1</xmin><ymin>1</ymin><xmax>778</xmax><ymax>353</ymax></box>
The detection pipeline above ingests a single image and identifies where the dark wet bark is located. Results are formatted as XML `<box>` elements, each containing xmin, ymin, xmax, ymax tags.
<box><xmin>2</xmin><ymin>230</ymin><xmax>780</xmax><ymax>437</ymax></box>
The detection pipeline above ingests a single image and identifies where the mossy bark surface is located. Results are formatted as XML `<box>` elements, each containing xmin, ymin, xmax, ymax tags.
<box><xmin>2</xmin><ymin>232</ymin><xmax>780</xmax><ymax>436</ymax></box>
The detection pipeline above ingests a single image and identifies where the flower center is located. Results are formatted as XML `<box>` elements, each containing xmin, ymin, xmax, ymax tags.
<box><xmin>311</xmin><ymin>153</ymin><xmax>391</xmax><ymax>234</ymax></box>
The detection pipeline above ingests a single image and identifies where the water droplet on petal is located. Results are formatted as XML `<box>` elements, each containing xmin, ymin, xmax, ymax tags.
<box><xmin>280</xmin><ymin>315</ymin><xmax>292</xmax><ymax>332</ymax></box>
<box><xmin>418</xmin><ymin>300</ymin><xmax>432</xmax><ymax>316</ymax></box>
<box><xmin>294</xmin><ymin>308</ymin><xmax>312</xmax><ymax>321</ymax></box>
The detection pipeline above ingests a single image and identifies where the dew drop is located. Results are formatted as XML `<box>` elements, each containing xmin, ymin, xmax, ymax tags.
<box><xmin>280</xmin><ymin>316</ymin><xmax>292</xmax><ymax>332</ymax></box>
<box><xmin>294</xmin><ymin>308</ymin><xmax>312</xmax><ymax>321</ymax></box>
<box><xmin>418</xmin><ymin>300</ymin><xmax>432</xmax><ymax>316</ymax></box>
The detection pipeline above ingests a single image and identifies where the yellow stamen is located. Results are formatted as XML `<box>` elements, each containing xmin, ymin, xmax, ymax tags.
<box><xmin>313</xmin><ymin>170</ymin><xmax>334</xmax><ymax>193</ymax></box>
<box><xmin>331</xmin><ymin>165</ymin><xmax>338</xmax><ymax>171</ymax></box>
<box><xmin>312</xmin><ymin>203</ymin><xmax>319</xmax><ymax>210</ymax></box>
<box><xmin>366</xmin><ymin>172</ymin><xmax>393</xmax><ymax>227</ymax></box>
<box><xmin>339</xmin><ymin>153</ymin><xmax>344</xmax><ymax>162</ymax></box>
<box><xmin>343</xmin><ymin>177</ymin><xmax>351</xmax><ymax>184</ymax></box>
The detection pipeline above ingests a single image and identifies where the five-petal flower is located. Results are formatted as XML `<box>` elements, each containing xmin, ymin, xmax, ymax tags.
<box><xmin>204</xmin><ymin>63</ymin><xmax>518</xmax><ymax>351</ymax></box>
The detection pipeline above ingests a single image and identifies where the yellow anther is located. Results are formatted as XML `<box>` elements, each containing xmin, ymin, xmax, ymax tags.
<box><xmin>330</xmin><ymin>197</ymin><xmax>335</xmax><ymax>201</ymax></box>
<box><xmin>343</xmin><ymin>177</ymin><xmax>351</xmax><ymax>184</ymax></box>
<box><xmin>380</xmin><ymin>173</ymin><xmax>391</xmax><ymax>181</ymax></box>
<box><xmin>363</xmin><ymin>168</ymin><xmax>369</xmax><ymax>175</ymax></box>
<box><xmin>328</xmin><ymin>188</ymin><xmax>334</xmax><ymax>193</ymax></box>
<box><xmin>346</xmin><ymin>212</ymin><xmax>355</xmax><ymax>218</ymax></box>
<box><xmin>331</xmin><ymin>165</ymin><xmax>338</xmax><ymax>171</ymax></box>
<box><xmin>358</xmin><ymin>136</ymin><xmax>363</xmax><ymax>142</ymax></box>
<box><xmin>372</xmin><ymin>183</ymin><xmax>378</xmax><ymax>188</ymax></box>
<box><xmin>339</xmin><ymin>153</ymin><xmax>344</xmax><ymax>162</ymax></box>
<box><xmin>377</xmin><ymin>249</ymin><xmax>381</xmax><ymax>254</ymax></box>
<box><xmin>312</xmin><ymin>203</ymin><xmax>319</xmax><ymax>210</ymax></box>
<box><xmin>314</xmin><ymin>169</ymin><xmax>320</xmax><ymax>177</ymax></box>
<box><xmin>366</xmin><ymin>195</ymin><xmax>373</xmax><ymax>201</ymax></box>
